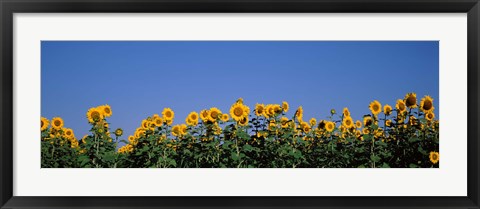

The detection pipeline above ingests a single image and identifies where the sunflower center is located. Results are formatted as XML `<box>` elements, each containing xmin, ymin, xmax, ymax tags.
<box><xmin>432</xmin><ymin>154</ymin><xmax>438</xmax><ymax>160</ymax></box>
<box><xmin>66</xmin><ymin>131</ymin><xmax>72</xmax><ymax>136</ymax></box>
<box><xmin>423</xmin><ymin>100</ymin><xmax>433</xmax><ymax>110</ymax></box>
<box><xmin>373</xmin><ymin>105</ymin><xmax>380</xmax><ymax>111</ymax></box>
<box><xmin>406</xmin><ymin>96</ymin><xmax>416</xmax><ymax>106</ymax></box>
<box><xmin>54</xmin><ymin>120</ymin><xmax>61</xmax><ymax>126</ymax></box>
<box><xmin>346</xmin><ymin>120</ymin><xmax>352</xmax><ymax>126</ymax></box>
<box><xmin>91</xmin><ymin>111</ymin><xmax>100</xmax><ymax>120</ymax></box>
<box><xmin>234</xmin><ymin>107</ymin><xmax>243</xmax><ymax>116</ymax></box>
<box><xmin>191</xmin><ymin>114</ymin><xmax>197</xmax><ymax>120</ymax></box>
<box><xmin>104</xmin><ymin>108</ymin><xmax>111</xmax><ymax>114</ymax></box>
<box><xmin>399</xmin><ymin>103</ymin><xmax>406</xmax><ymax>110</ymax></box>
<box><xmin>211</xmin><ymin>112</ymin><xmax>218</xmax><ymax>119</ymax></box>
<box><xmin>41</xmin><ymin>120</ymin><xmax>44</xmax><ymax>127</ymax></box>
<box><xmin>166</xmin><ymin>111</ymin><xmax>172</xmax><ymax>118</ymax></box>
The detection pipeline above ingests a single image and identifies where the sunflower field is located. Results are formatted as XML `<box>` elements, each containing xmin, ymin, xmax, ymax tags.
<box><xmin>41</xmin><ymin>92</ymin><xmax>439</xmax><ymax>168</ymax></box>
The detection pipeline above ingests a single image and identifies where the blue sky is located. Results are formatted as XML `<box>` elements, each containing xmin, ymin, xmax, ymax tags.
<box><xmin>41</xmin><ymin>41</ymin><xmax>439</xmax><ymax>140</ymax></box>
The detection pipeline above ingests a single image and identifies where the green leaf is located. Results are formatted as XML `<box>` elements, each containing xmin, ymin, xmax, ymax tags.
<box><xmin>381</xmin><ymin>163</ymin><xmax>390</xmax><ymax>168</ymax></box>
<box><xmin>370</xmin><ymin>155</ymin><xmax>381</xmax><ymax>162</ymax></box>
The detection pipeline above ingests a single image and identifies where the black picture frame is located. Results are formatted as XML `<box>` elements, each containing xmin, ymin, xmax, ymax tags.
<box><xmin>1</xmin><ymin>0</ymin><xmax>479</xmax><ymax>208</ymax></box>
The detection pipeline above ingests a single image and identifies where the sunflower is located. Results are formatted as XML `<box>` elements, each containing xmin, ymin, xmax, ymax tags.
<box><xmin>187</xmin><ymin>112</ymin><xmax>199</xmax><ymax>125</ymax></box>
<box><xmin>273</xmin><ymin>104</ymin><xmax>282</xmax><ymax>115</ymax></box>
<box><xmin>114</xmin><ymin>128</ymin><xmax>123</xmax><ymax>137</ymax></box>
<box><xmin>141</xmin><ymin>119</ymin><xmax>150</xmax><ymax>129</ymax></box>
<box><xmin>396</xmin><ymin>99</ymin><xmax>407</xmax><ymax>113</ymax></box>
<box><xmin>295</xmin><ymin>106</ymin><xmax>304</xmax><ymax>122</ymax></box>
<box><xmin>238</xmin><ymin>116</ymin><xmax>249</xmax><ymax>126</ymax></box>
<box><xmin>162</xmin><ymin>108</ymin><xmax>174</xmax><ymax>121</ymax></box>
<box><xmin>325</xmin><ymin>121</ymin><xmax>335</xmax><ymax>132</ymax></box>
<box><xmin>384</xmin><ymin>104</ymin><xmax>392</xmax><ymax>115</ymax></box>
<box><xmin>165</xmin><ymin>119</ymin><xmax>173</xmax><ymax>126</ymax></box>
<box><xmin>425</xmin><ymin>112</ymin><xmax>435</xmax><ymax>121</ymax></box>
<box><xmin>280</xmin><ymin>117</ymin><xmax>289</xmax><ymax>128</ymax></box>
<box><xmin>200</xmin><ymin>109</ymin><xmax>209</xmax><ymax>122</ymax></box>
<box><xmin>255</xmin><ymin>104</ymin><xmax>265</xmax><ymax>117</ymax></box>
<box><xmin>363</xmin><ymin>116</ymin><xmax>373</xmax><ymax>127</ymax></box>
<box><xmin>87</xmin><ymin>107</ymin><xmax>103</xmax><ymax>123</ymax></box>
<box><xmin>317</xmin><ymin>120</ymin><xmax>326</xmax><ymax>130</ymax></box>
<box><xmin>208</xmin><ymin>107</ymin><xmax>222</xmax><ymax>122</ymax></box>
<box><xmin>385</xmin><ymin>119</ymin><xmax>392</xmax><ymax>127</ymax></box>
<box><xmin>420</xmin><ymin>95</ymin><xmax>434</xmax><ymax>113</ymax></box>
<box><xmin>180</xmin><ymin>124</ymin><xmax>187</xmax><ymax>135</ymax></box>
<box><xmin>369</xmin><ymin>100</ymin><xmax>382</xmax><ymax>115</ymax></box>
<box><xmin>309</xmin><ymin>118</ymin><xmax>317</xmax><ymax>127</ymax></box>
<box><xmin>41</xmin><ymin>117</ymin><xmax>49</xmax><ymax>131</ymax></box>
<box><xmin>64</xmin><ymin>128</ymin><xmax>74</xmax><ymax>139</ymax></box>
<box><xmin>355</xmin><ymin>120</ymin><xmax>362</xmax><ymax>128</ymax></box>
<box><xmin>343</xmin><ymin>107</ymin><xmax>350</xmax><ymax>117</ymax></box>
<box><xmin>404</xmin><ymin>92</ymin><xmax>417</xmax><ymax>108</ymax></box>
<box><xmin>282</xmin><ymin>101</ymin><xmax>289</xmax><ymax>113</ymax></box>
<box><xmin>154</xmin><ymin>116</ymin><xmax>163</xmax><ymax>127</ymax></box>
<box><xmin>343</xmin><ymin>116</ymin><xmax>354</xmax><ymax>129</ymax></box>
<box><xmin>362</xmin><ymin>128</ymin><xmax>370</xmax><ymax>135</ymax></box>
<box><xmin>221</xmin><ymin>114</ymin><xmax>229</xmax><ymax>122</ymax></box>
<box><xmin>99</xmin><ymin>105</ymin><xmax>112</xmax><ymax>117</ymax></box>
<box><xmin>301</xmin><ymin>121</ymin><xmax>311</xmax><ymax>133</ymax></box>
<box><xmin>171</xmin><ymin>125</ymin><xmax>181</xmax><ymax>137</ymax></box>
<box><xmin>230</xmin><ymin>103</ymin><xmax>246</xmax><ymax>121</ymax></box>
<box><xmin>429</xmin><ymin>151</ymin><xmax>439</xmax><ymax>164</ymax></box>
<box><xmin>51</xmin><ymin>117</ymin><xmax>64</xmax><ymax>130</ymax></box>
<box><xmin>265</xmin><ymin>104</ymin><xmax>274</xmax><ymax>118</ymax></box>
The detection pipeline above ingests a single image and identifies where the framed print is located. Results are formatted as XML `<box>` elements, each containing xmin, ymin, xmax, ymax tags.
<box><xmin>1</xmin><ymin>0</ymin><xmax>479</xmax><ymax>208</ymax></box>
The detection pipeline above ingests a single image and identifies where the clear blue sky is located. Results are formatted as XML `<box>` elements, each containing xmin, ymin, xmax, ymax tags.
<box><xmin>41</xmin><ymin>41</ymin><xmax>439</xmax><ymax>140</ymax></box>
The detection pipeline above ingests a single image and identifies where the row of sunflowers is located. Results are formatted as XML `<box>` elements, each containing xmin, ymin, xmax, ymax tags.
<box><xmin>41</xmin><ymin>93</ymin><xmax>439</xmax><ymax>168</ymax></box>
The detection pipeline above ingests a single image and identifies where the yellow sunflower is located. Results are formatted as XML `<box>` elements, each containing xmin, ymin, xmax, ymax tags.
<box><xmin>255</xmin><ymin>103</ymin><xmax>265</xmax><ymax>117</ymax></box>
<box><xmin>343</xmin><ymin>107</ymin><xmax>350</xmax><ymax>117</ymax></box>
<box><xmin>41</xmin><ymin>117</ymin><xmax>49</xmax><ymax>131</ymax></box>
<box><xmin>404</xmin><ymin>92</ymin><xmax>417</xmax><ymax>108</ymax></box>
<box><xmin>213</xmin><ymin>123</ymin><xmax>222</xmax><ymax>135</ymax></box>
<box><xmin>369</xmin><ymin>100</ymin><xmax>382</xmax><ymax>115</ymax></box>
<box><xmin>208</xmin><ymin>107</ymin><xmax>222</xmax><ymax>122</ymax></box>
<box><xmin>425</xmin><ymin>112</ymin><xmax>435</xmax><ymax>121</ymax></box>
<box><xmin>238</xmin><ymin>116</ymin><xmax>249</xmax><ymax>126</ymax></box>
<box><xmin>165</xmin><ymin>119</ymin><xmax>173</xmax><ymax>126</ymax></box>
<box><xmin>325</xmin><ymin>121</ymin><xmax>335</xmax><ymax>132</ymax></box>
<box><xmin>264</xmin><ymin>104</ymin><xmax>274</xmax><ymax>118</ymax></box>
<box><xmin>355</xmin><ymin>120</ymin><xmax>362</xmax><ymax>128</ymax></box>
<box><xmin>301</xmin><ymin>121</ymin><xmax>311</xmax><ymax>133</ymax></box>
<box><xmin>64</xmin><ymin>128</ymin><xmax>74</xmax><ymax>139</ymax></box>
<box><xmin>429</xmin><ymin>151</ymin><xmax>439</xmax><ymax>164</ymax></box>
<box><xmin>141</xmin><ymin>119</ymin><xmax>149</xmax><ymax>129</ymax></box>
<box><xmin>99</xmin><ymin>104</ymin><xmax>112</xmax><ymax>117</ymax></box>
<box><xmin>114</xmin><ymin>128</ymin><xmax>123</xmax><ymax>137</ymax></box>
<box><xmin>162</xmin><ymin>108</ymin><xmax>174</xmax><ymax>121</ymax></box>
<box><xmin>309</xmin><ymin>118</ymin><xmax>317</xmax><ymax>127</ymax></box>
<box><xmin>51</xmin><ymin>117</ymin><xmax>64</xmax><ymax>130</ymax></box>
<box><xmin>280</xmin><ymin>117</ymin><xmax>289</xmax><ymax>128</ymax></box>
<box><xmin>273</xmin><ymin>104</ymin><xmax>282</xmax><ymax>115</ymax></box>
<box><xmin>171</xmin><ymin>125</ymin><xmax>181</xmax><ymax>137</ymax></box>
<box><xmin>282</xmin><ymin>101</ymin><xmax>289</xmax><ymax>113</ymax></box>
<box><xmin>230</xmin><ymin>103</ymin><xmax>246</xmax><ymax>121</ymax></box>
<box><xmin>386</xmin><ymin>119</ymin><xmax>392</xmax><ymax>127</ymax></box>
<box><xmin>153</xmin><ymin>116</ymin><xmax>163</xmax><ymax>127</ymax></box>
<box><xmin>86</xmin><ymin>107</ymin><xmax>103</xmax><ymax>123</ymax></box>
<box><xmin>420</xmin><ymin>95</ymin><xmax>434</xmax><ymax>113</ymax></box>
<box><xmin>295</xmin><ymin>106</ymin><xmax>304</xmax><ymax>122</ymax></box>
<box><xmin>187</xmin><ymin>112</ymin><xmax>199</xmax><ymax>125</ymax></box>
<box><xmin>180</xmin><ymin>124</ymin><xmax>187</xmax><ymax>135</ymax></box>
<box><xmin>384</xmin><ymin>104</ymin><xmax>392</xmax><ymax>115</ymax></box>
<box><xmin>200</xmin><ymin>109</ymin><xmax>209</xmax><ymax>123</ymax></box>
<box><xmin>343</xmin><ymin>116</ymin><xmax>354</xmax><ymax>129</ymax></box>
<box><xmin>221</xmin><ymin>113</ymin><xmax>229</xmax><ymax>122</ymax></box>
<box><xmin>363</xmin><ymin>116</ymin><xmax>373</xmax><ymax>127</ymax></box>
<box><xmin>396</xmin><ymin>99</ymin><xmax>407</xmax><ymax>114</ymax></box>
<box><xmin>362</xmin><ymin>128</ymin><xmax>370</xmax><ymax>135</ymax></box>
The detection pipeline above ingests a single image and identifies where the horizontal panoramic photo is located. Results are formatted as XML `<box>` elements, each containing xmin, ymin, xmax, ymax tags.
<box><xmin>41</xmin><ymin>41</ymin><xmax>439</xmax><ymax>168</ymax></box>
